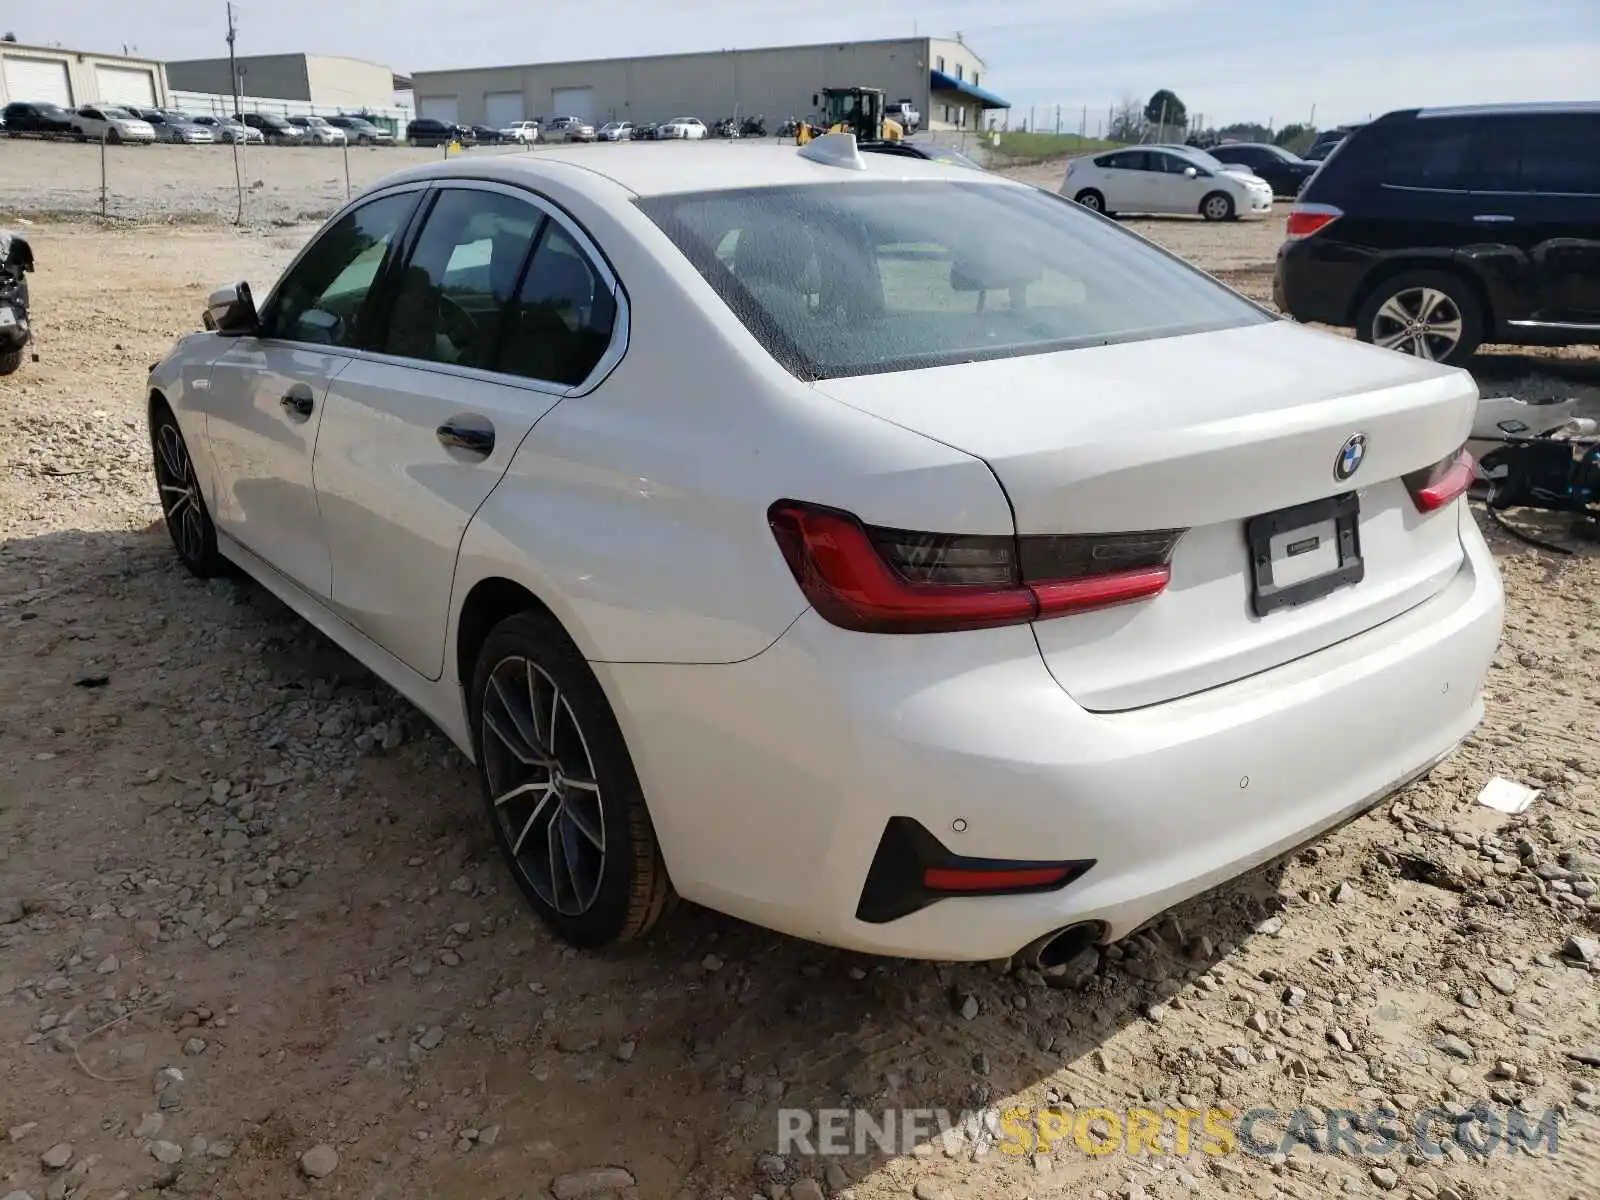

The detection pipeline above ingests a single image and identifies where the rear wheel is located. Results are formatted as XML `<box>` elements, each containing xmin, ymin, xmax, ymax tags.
<box><xmin>0</xmin><ymin>349</ymin><xmax>22</xmax><ymax>376</ymax></box>
<box><xmin>1356</xmin><ymin>270</ymin><xmax>1483</xmax><ymax>366</ymax></box>
<box><xmin>1073</xmin><ymin>188</ymin><xmax>1106</xmax><ymax>214</ymax></box>
<box><xmin>1201</xmin><ymin>191</ymin><xmax>1234</xmax><ymax>221</ymax></box>
<box><xmin>471</xmin><ymin>611</ymin><xmax>672</xmax><ymax>950</ymax></box>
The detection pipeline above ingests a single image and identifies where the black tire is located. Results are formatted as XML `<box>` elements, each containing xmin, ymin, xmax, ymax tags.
<box><xmin>107</xmin><ymin>128</ymin><xmax>122</xmax><ymax>146</ymax></box>
<box><xmin>1355</xmin><ymin>269</ymin><xmax>1484</xmax><ymax>367</ymax></box>
<box><xmin>470</xmin><ymin>610</ymin><xmax>672</xmax><ymax>950</ymax></box>
<box><xmin>0</xmin><ymin>348</ymin><xmax>21</xmax><ymax>376</ymax></box>
<box><xmin>150</xmin><ymin>403</ymin><xmax>227</xmax><ymax>577</ymax></box>
<box><xmin>1200</xmin><ymin>191</ymin><xmax>1235</xmax><ymax>221</ymax></box>
<box><xmin>1073</xmin><ymin>188</ymin><xmax>1106</xmax><ymax>214</ymax></box>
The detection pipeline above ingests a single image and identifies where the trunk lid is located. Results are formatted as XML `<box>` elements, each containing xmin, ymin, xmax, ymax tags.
<box><xmin>813</xmin><ymin>320</ymin><xmax>1477</xmax><ymax>711</ymax></box>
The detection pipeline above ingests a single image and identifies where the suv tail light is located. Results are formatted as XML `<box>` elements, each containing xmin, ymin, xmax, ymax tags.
<box><xmin>1285</xmin><ymin>203</ymin><xmax>1343</xmax><ymax>239</ymax></box>
<box><xmin>1403</xmin><ymin>446</ymin><xmax>1475</xmax><ymax>512</ymax></box>
<box><xmin>767</xmin><ymin>500</ymin><xmax>1185</xmax><ymax>634</ymax></box>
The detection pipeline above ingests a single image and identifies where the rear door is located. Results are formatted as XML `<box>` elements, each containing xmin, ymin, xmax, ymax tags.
<box><xmin>1095</xmin><ymin>151</ymin><xmax>1150</xmax><ymax>210</ymax></box>
<box><xmin>1504</xmin><ymin>110</ymin><xmax>1600</xmax><ymax>323</ymax></box>
<box><xmin>312</xmin><ymin>183</ymin><xmax>622</xmax><ymax>678</ymax></box>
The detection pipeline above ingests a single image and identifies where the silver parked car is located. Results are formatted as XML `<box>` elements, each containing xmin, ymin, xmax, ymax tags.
<box><xmin>136</xmin><ymin>109</ymin><xmax>216</xmax><ymax>145</ymax></box>
<box><xmin>192</xmin><ymin>115</ymin><xmax>264</xmax><ymax>144</ymax></box>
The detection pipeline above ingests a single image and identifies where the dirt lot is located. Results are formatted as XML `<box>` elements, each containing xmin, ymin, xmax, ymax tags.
<box><xmin>1</xmin><ymin>146</ymin><xmax>1598</xmax><ymax>1200</ymax></box>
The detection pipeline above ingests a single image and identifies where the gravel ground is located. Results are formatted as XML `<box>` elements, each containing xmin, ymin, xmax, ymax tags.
<box><xmin>0</xmin><ymin>148</ymin><xmax>1597</xmax><ymax>1200</ymax></box>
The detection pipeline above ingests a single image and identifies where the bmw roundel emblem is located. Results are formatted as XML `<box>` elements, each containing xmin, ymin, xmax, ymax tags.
<box><xmin>1334</xmin><ymin>433</ymin><xmax>1367</xmax><ymax>482</ymax></box>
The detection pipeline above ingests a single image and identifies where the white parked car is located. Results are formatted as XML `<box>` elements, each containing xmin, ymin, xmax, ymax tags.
<box><xmin>288</xmin><ymin>115</ymin><xmax>347</xmax><ymax>145</ymax></box>
<box><xmin>597</xmin><ymin>121</ymin><xmax>633</xmax><ymax>142</ymax></box>
<box><xmin>1061</xmin><ymin>144</ymin><xmax>1273</xmax><ymax>220</ymax></box>
<box><xmin>658</xmin><ymin>116</ymin><xmax>707</xmax><ymax>140</ymax></box>
<box><xmin>499</xmin><ymin>120</ymin><xmax>540</xmax><ymax>145</ymax></box>
<box><xmin>71</xmin><ymin>104</ymin><xmax>156</xmax><ymax>144</ymax></box>
<box><xmin>147</xmin><ymin>137</ymin><xmax>1502</xmax><ymax>961</ymax></box>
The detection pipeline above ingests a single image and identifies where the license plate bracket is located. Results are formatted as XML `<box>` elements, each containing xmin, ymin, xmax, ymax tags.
<box><xmin>1246</xmin><ymin>491</ymin><xmax>1363</xmax><ymax>617</ymax></box>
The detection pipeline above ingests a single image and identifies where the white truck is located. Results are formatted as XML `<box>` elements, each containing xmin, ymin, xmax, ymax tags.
<box><xmin>890</xmin><ymin>100</ymin><xmax>921</xmax><ymax>134</ymax></box>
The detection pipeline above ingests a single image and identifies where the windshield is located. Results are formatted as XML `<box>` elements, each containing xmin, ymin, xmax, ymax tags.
<box><xmin>638</xmin><ymin>181</ymin><xmax>1269</xmax><ymax>381</ymax></box>
<box><xmin>104</xmin><ymin>107</ymin><xmax>137</xmax><ymax>120</ymax></box>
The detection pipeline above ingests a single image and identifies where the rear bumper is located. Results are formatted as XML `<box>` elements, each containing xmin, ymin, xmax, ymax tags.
<box><xmin>603</xmin><ymin>505</ymin><xmax>1503</xmax><ymax>960</ymax></box>
<box><xmin>1275</xmin><ymin>236</ymin><xmax>1367</xmax><ymax>326</ymax></box>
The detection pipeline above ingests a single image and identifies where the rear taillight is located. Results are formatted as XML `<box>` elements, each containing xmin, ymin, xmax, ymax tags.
<box><xmin>767</xmin><ymin>500</ymin><xmax>1185</xmax><ymax>634</ymax></box>
<box><xmin>1285</xmin><ymin>203</ymin><xmax>1343</xmax><ymax>239</ymax></box>
<box><xmin>1403</xmin><ymin>446</ymin><xmax>1475</xmax><ymax>512</ymax></box>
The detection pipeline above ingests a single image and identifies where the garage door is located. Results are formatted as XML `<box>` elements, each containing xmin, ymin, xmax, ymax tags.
<box><xmin>550</xmin><ymin>86</ymin><xmax>594</xmax><ymax>123</ymax></box>
<box><xmin>3</xmin><ymin>55</ymin><xmax>71</xmax><ymax>106</ymax></box>
<box><xmin>418</xmin><ymin>96</ymin><xmax>459</xmax><ymax>123</ymax></box>
<box><xmin>485</xmin><ymin>91</ymin><xmax>524</xmax><ymax>128</ymax></box>
<box><xmin>94</xmin><ymin>64</ymin><xmax>157</xmax><ymax>108</ymax></box>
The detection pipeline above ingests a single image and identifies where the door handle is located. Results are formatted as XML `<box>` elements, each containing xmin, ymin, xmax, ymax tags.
<box><xmin>436</xmin><ymin>419</ymin><xmax>495</xmax><ymax>456</ymax></box>
<box><xmin>1473</xmin><ymin>214</ymin><xmax>1515</xmax><ymax>223</ymax></box>
<box><xmin>279</xmin><ymin>389</ymin><xmax>314</xmax><ymax>418</ymax></box>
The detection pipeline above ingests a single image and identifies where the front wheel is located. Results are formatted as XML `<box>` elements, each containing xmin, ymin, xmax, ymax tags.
<box><xmin>1356</xmin><ymin>270</ymin><xmax>1484</xmax><ymax>366</ymax></box>
<box><xmin>1200</xmin><ymin>191</ymin><xmax>1235</xmax><ymax>221</ymax></box>
<box><xmin>471</xmin><ymin>611</ymin><xmax>672</xmax><ymax>950</ymax></box>
<box><xmin>150</xmin><ymin>405</ymin><xmax>227</xmax><ymax>577</ymax></box>
<box><xmin>0</xmin><ymin>348</ymin><xmax>22</xmax><ymax>376</ymax></box>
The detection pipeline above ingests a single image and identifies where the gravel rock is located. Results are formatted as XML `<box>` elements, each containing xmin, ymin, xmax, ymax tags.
<box><xmin>1563</xmin><ymin>935</ymin><xmax>1599</xmax><ymax>965</ymax></box>
<box><xmin>1483</xmin><ymin>967</ymin><xmax>1517</xmax><ymax>995</ymax></box>
<box><xmin>40</xmin><ymin>1143</ymin><xmax>73</xmax><ymax>1170</ymax></box>
<box><xmin>1369</xmin><ymin>1166</ymin><xmax>1399</xmax><ymax>1190</ymax></box>
<box><xmin>956</xmin><ymin>992</ymin><xmax>980</xmax><ymax>1021</ymax></box>
<box><xmin>133</xmin><ymin>1112</ymin><xmax>164</xmax><ymax>1139</ymax></box>
<box><xmin>790</xmin><ymin>1181</ymin><xmax>825</xmax><ymax>1200</ymax></box>
<box><xmin>913</xmin><ymin>1183</ymin><xmax>952</xmax><ymax>1200</ymax></box>
<box><xmin>417</xmin><ymin>1025</ymin><xmax>445</xmax><ymax>1051</ymax></box>
<box><xmin>149</xmin><ymin>1140</ymin><xmax>183</xmax><ymax>1164</ymax></box>
<box><xmin>0</xmin><ymin>898</ymin><xmax>24</xmax><ymax>925</ymax></box>
<box><xmin>299</xmin><ymin>1143</ymin><xmax>339</xmax><ymax>1178</ymax></box>
<box><xmin>1435</xmin><ymin>1035</ymin><xmax>1475</xmax><ymax>1063</ymax></box>
<box><xmin>551</xmin><ymin>1167</ymin><xmax>637</xmax><ymax>1198</ymax></box>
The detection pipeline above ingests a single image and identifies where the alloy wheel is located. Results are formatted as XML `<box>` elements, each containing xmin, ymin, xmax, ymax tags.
<box><xmin>1204</xmin><ymin>194</ymin><xmax>1231</xmax><ymax>220</ymax></box>
<box><xmin>1371</xmin><ymin>287</ymin><xmax>1463</xmax><ymax>361</ymax></box>
<box><xmin>481</xmin><ymin>656</ymin><xmax>606</xmax><ymax>916</ymax></box>
<box><xmin>154</xmin><ymin>423</ymin><xmax>206</xmax><ymax>563</ymax></box>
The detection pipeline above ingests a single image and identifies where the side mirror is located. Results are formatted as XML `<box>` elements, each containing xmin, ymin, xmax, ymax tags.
<box><xmin>203</xmin><ymin>281</ymin><xmax>259</xmax><ymax>335</ymax></box>
<box><xmin>1184</xmin><ymin>166</ymin><xmax>1199</xmax><ymax>179</ymax></box>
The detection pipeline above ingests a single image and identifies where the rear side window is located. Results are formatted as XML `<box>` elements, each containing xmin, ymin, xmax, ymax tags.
<box><xmin>1517</xmin><ymin>113</ymin><xmax>1600</xmax><ymax>194</ymax></box>
<box><xmin>637</xmin><ymin>181</ymin><xmax>1269</xmax><ymax>381</ymax></box>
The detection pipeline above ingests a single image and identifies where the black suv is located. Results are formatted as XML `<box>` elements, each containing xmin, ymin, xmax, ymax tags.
<box><xmin>1275</xmin><ymin>103</ymin><xmax>1600</xmax><ymax>366</ymax></box>
<box><xmin>406</xmin><ymin>118</ymin><xmax>469</xmax><ymax>147</ymax></box>
<box><xmin>3</xmin><ymin>101</ymin><xmax>76</xmax><ymax>138</ymax></box>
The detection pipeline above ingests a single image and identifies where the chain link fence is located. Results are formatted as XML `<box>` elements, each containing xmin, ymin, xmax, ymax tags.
<box><xmin>0</xmin><ymin>136</ymin><xmax>535</xmax><ymax>227</ymax></box>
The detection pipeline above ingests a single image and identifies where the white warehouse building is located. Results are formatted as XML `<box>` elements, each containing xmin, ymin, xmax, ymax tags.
<box><xmin>409</xmin><ymin>36</ymin><xmax>1008</xmax><ymax>133</ymax></box>
<box><xmin>0</xmin><ymin>40</ymin><xmax>169</xmax><ymax>109</ymax></box>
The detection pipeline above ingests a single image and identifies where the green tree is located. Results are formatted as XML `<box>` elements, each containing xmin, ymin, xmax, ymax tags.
<box><xmin>1144</xmin><ymin>89</ymin><xmax>1188</xmax><ymax>129</ymax></box>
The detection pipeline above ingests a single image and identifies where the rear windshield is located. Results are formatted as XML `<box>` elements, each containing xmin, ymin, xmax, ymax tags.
<box><xmin>637</xmin><ymin>181</ymin><xmax>1269</xmax><ymax>380</ymax></box>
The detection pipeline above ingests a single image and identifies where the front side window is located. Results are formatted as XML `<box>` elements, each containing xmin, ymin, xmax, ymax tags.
<box><xmin>638</xmin><ymin>181</ymin><xmax>1269</xmax><ymax>381</ymax></box>
<box><xmin>263</xmin><ymin>192</ymin><xmax>418</xmax><ymax>347</ymax></box>
<box><xmin>382</xmin><ymin>189</ymin><xmax>544</xmax><ymax>371</ymax></box>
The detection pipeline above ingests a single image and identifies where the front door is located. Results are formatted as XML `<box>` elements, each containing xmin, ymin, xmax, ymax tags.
<box><xmin>202</xmin><ymin>188</ymin><xmax>421</xmax><ymax>595</ymax></box>
<box><xmin>1149</xmin><ymin>150</ymin><xmax>1210</xmax><ymax>214</ymax></box>
<box><xmin>312</xmin><ymin>183</ymin><xmax>622</xmax><ymax>678</ymax></box>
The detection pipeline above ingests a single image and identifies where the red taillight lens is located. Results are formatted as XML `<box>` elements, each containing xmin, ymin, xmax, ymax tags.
<box><xmin>1285</xmin><ymin>204</ymin><xmax>1342</xmax><ymax>239</ymax></box>
<box><xmin>1403</xmin><ymin>447</ymin><xmax>1475</xmax><ymax>512</ymax></box>
<box><xmin>923</xmin><ymin>865</ymin><xmax>1075</xmax><ymax>892</ymax></box>
<box><xmin>767</xmin><ymin>500</ymin><xmax>1185</xmax><ymax>634</ymax></box>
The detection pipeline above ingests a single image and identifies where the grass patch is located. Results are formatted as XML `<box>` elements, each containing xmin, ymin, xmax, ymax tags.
<box><xmin>988</xmin><ymin>131</ymin><xmax>1120</xmax><ymax>165</ymax></box>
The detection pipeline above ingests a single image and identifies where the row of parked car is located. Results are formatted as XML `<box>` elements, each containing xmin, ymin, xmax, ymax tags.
<box><xmin>2</xmin><ymin>100</ymin><xmax>396</xmax><ymax>146</ymax></box>
<box><xmin>404</xmin><ymin>114</ymin><xmax>721</xmax><ymax>148</ymax></box>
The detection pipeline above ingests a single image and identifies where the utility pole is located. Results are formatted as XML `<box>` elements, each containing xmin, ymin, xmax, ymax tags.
<box><xmin>226</xmin><ymin>2</ymin><xmax>240</xmax><ymax>118</ymax></box>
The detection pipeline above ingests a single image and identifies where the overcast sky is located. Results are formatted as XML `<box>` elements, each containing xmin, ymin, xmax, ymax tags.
<box><xmin>21</xmin><ymin>0</ymin><xmax>1600</xmax><ymax>129</ymax></box>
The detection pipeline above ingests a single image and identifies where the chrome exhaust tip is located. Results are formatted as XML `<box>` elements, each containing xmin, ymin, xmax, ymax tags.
<box><xmin>1016</xmin><ymin>920</ymin><xmax>1103</xmax><ymax>971</ymax></box>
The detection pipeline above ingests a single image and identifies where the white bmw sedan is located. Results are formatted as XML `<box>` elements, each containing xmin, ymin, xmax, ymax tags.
<box><xmin>1061</xmin><ymin>144</ymin><xmax>1274</xmax><ymax>220</ymax></box>
<box><xmin>147</xmin><ymin>136</ymin><xmax>1502</xmax><ymax>962</ymax></box>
